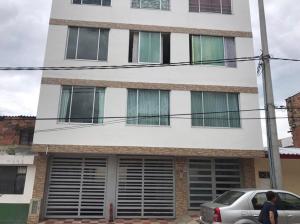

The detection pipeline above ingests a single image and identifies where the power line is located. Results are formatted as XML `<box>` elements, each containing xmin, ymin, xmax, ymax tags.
<box><xmin>0</xmin><ymin>56</ymin><xmax>260</xmax><ymax>71</ymax></box>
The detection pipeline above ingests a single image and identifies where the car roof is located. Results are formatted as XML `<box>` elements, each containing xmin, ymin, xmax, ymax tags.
<box><xmin>227</xmin><ymin>189</ymin><xmax>300</xmax><ymax>196</ymax></box>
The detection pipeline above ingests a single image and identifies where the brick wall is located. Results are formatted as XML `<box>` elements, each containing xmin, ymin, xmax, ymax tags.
<box><xmin>241</xmin><ymin>158</ymin><xmax>256</xmax><ymax>188</ymax></box>
<box><xmin>286</xmin><ymin>93</ymin><xmax>300</xmax><ymax>148</ymax></box>
<box><xmin>0</xmin><ymin>116</ymin><xmax>35</xmax><ymax>145</ymax></box>
<box><xmin>175</xmin><ymin>158</ymin><xmax>188</xmax><ymax>217</ymax></box>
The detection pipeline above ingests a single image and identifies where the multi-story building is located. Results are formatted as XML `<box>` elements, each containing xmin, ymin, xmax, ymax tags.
<box><xmin>0</xmin><ymin>116</ymin><xmax>36</xmax><ymax>224</ymax></box>
<box><xmin>30</xmin><ymin>0</ymin><xmax>264</xmax><ymax>223</ymax></box>
<box><xmin>286</xmin><ymin>92</ymin><xmax>300</xmax><ymax>148</ymax></box>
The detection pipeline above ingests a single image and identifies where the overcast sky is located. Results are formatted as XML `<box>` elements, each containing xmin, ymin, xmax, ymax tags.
<box><xmin>0</xmin><ymin>0</ymin><xmax>299</xmax><ymax>144</ymax></box>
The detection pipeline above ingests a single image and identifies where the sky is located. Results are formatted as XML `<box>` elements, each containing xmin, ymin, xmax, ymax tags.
<box><xmin>0</xmin><ymin>0</ymin><xmax>299</xmax><ymax>144</ymax></box>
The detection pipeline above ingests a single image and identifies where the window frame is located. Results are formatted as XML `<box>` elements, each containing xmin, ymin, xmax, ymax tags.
<box><xmin>189</xmin><ymin>0</ymin><xmax>233</xmax><ymax>14</ymax></box>
<box><xmin>126</xmin><ymin>89</ymin><xmax>171</xmax><ymax>126</ymax></box>
<box><xmin>131</xmin><ymin>0</ymin><xmax>170</xmax><ymax>11</ymax></box>
<box><xmin>65</xmin><ymin>27</ymin><xmax>109</xmax><ymax>61</ymax></box>
<box><xmin>58</xmin><ymin>85</ymin><xmax>106</xmax><ymax>124</ymax></box>
<box><xmin>190</xmin><ymin>35</ymin><xmax>236</xmax><ymax>67</ymax></box>
<box><xmin>72</xmin><ymin>0</ymin><xmax>111</xmax><ymax>6</ymax></box>
<box><xmin>190</xmin><ymin>91</ymin><xmax>241</xmax><ymax>128</ymax></box>
<box><xmin>0</xmin><ymin>166</ymin><xmax>27</xmax><ymax>195</ymax></box>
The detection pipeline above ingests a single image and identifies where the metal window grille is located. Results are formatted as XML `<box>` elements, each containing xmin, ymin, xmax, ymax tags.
<box><xmin>117</xmin><ymin>158</ymin><xmax>175</xmax><ymax>218</ymax></box>
<box><xmin>189</xmin><ymin>158</ymin><xmax>241</xmax><ymax>210</ymax></box>
<box><xmin>45</xmin><ymin>157</ymin><xmax>107</xmax><ymax>218</ymax></box>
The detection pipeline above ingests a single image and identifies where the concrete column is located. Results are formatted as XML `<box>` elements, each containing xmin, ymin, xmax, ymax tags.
<box><xmin>175</xmin><ymin>157</ymin><xmax>188</xmax><ymax>218</ymax></box>
<box><xmin>27</xmin><ymin>153</ymin><xmax>48</xmax><ymax>224</ymax></box>
<box><xmin>241</xmin><ymin>158</ymin><xmax>256</xmax><ymax>188</ymax></box>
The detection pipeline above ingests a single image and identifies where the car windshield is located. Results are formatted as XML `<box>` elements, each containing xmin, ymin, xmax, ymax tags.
<box><xmin>214</xmin><ymin>191</ymin><xmax>245</xmax><ymax>205</ymax></box>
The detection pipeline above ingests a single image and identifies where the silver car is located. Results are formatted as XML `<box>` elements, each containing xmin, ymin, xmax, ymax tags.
<box><xmin>199</xmin><ymin>189</ymin><xmax>300</xmax><ymax>224</ymax></box>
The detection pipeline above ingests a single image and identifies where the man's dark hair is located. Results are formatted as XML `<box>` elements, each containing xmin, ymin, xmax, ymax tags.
<box><xmin>266</xmin><ymin>191</ymin><xmax>276</xmax><ymax>201</ymax></box>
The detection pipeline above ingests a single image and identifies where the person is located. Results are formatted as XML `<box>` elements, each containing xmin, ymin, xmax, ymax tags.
<box><xmin>259</xmin><ymin>191</ymin><xmax>278</xmax><ymax>224</ymax></box>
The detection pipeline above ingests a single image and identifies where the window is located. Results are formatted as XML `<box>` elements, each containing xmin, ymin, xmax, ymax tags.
<box><xmin>0</xmin><ymin>166</ymin><xmax>27</xmax><ymax>194</ymax></box>
<box><xmin>252</xmin><ymin>193</ymin><xmax>267</xmax><ymax>210</ymax></box>
<box><xmin>189</xmin><ymin>0</ymin><xmax>232</xmax><ymax>14</ymax></box>
<box><xmin>19</xmin><ymin>129</ymin><xmax>34</xmax><ymax>145</ymax></box>
<box><xmin>189</xmin><ymin>159</ymin><xmax>241</xmax><ymax>209</ymax></box>
<box><xmin>190</xmin><ymin>35</ymin><xmax>236</xmax><ymax>67</ymax></box>
<box><xmin>191</xmin><ymin>92</ymin><xmax>240</xmax><ymax>128</ymax></box>
<box><xmin>59</xmin><ymin>86</ymin><xmax>105</xmax><ymax>124</ymax></box>
<box><xmin>127</xmin><ymin>89</ymin><xmax>170</xmax><ymax>126</ymax></box>
<box><xmin>278</xmin><ymin>193</ymin><xmax>300</xmax><ymax>210</ymax></box>
<box><xmin>129</xmin><ymin>31</ymin><xmax>170</xmax><ymax>64</ymax></box>
<box><xmin>72</xmin><ymin>0</ymin><xmax>111</xmax><ymax>6</ymax></box>
<box><xmin>214</xmin><ymin>191</ymin><xmax>244</xmax><ymax>205</ymax></box>
<box><xmin>66</xmin><ymin>27</ymin><xmax>109</xmax><ymax>61</ymax></box>
<box><xmin>132</xmin><ymin>0</ymin><xmax>170</xmax><ymax>10</ymax></box>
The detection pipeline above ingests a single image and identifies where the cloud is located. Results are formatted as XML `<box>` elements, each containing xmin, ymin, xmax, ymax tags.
<box><xmin>0</xmin><ymin>0</ymin><xmax>298</xmax><ymax>144</ymax></box>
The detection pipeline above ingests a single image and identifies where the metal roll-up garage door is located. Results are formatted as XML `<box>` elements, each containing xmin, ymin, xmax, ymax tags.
<box><xmin>117</xmin><ymin>158</ymin><xmax>175</xmax><ymax>218</ymax></box>
<box><xmin>45</xmin><ymin>157</ymin><xmax>107</xmax><ymax>218</ymax></box>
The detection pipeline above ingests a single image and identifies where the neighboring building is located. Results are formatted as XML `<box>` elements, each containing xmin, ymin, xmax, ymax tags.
<box><xmin>0</xmin><ymin>116</ymin><xmax>36</xmax><ymax>224</ymax></box>
<box><xmin>279</xmin><ymin>137</ymin><xmax>294</xmax><ymax>148</ymax></box>
<box><xmin>286</xmin><ymin>92</ymin><xmax>300</xmax><ymax>147</ymax></box>
<box><xmin>30</xmin><ymin>0</ymin><xmax>263</xmax><ymax>223</ymax></box>
<box><xmin>255</xmin><ymin>148</ymin><xmax>300</xmax><ymax>195</ymax></box>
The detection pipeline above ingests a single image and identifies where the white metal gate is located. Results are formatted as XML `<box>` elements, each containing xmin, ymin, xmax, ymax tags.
<box><xmin>45</xmin><ymin>157</ymin><xmax>107</xmax><ymax>218</ymax></box>
<box><xmin>116</xmin><ymin>158</ymin><xmax>175</xmax><ymax>218</ymax></box>
<box><xmin>189</xmin><ymin>158</ymin><xmax>241</xmax><ymax>209</ymax></box>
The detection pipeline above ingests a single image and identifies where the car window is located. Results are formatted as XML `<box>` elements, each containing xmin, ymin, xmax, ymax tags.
<box><xmin>278</xmin><ymin>193</ymin><xmax>300</xmax><ymax>210</ymax></box>
<box><xmin>252</xmin><ymin>193</ymin><xmax>267</xmax><ymax>210</ymax></box>
<box><xmin>214</xmin><ymin>191</ymin><xmax>245</xmax><ymax>205</ymax></box>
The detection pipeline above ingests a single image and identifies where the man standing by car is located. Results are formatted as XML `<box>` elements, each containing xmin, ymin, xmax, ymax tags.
<box><xmin>260</xmin><ymin>191</ymin><xmax>279</xmax><ymax>224</ymax></box>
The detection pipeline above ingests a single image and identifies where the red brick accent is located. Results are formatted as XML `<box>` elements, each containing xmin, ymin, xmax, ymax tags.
<box><xmin>175</xmin><ymin>158</ymin><xmax>188</xmax><ymax>217</ymax></box>
<box><xmin>0</xmin><ymin>116</ymin><xmax>35</xmax><ymax>145</ymax></box>
<box><xmin>241</xmin><ymin>158</ymin><xmax>256</xmax><ymax>188</ymax></box>
<box><xmin>286</xmin><ymin>92</ymin><xmax>300</xmax><ymax>147</ymax></box>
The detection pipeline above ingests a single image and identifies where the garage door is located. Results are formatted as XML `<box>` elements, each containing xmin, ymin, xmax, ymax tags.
<box><xmin>45</xmin><ymin>157</ymin><xmax>107</xmax><ymax>218</ymax></box>
<box><xmin>117</xmin><ymin>158</ymin><xmax>175</xmax><ymax>218</ymax></box>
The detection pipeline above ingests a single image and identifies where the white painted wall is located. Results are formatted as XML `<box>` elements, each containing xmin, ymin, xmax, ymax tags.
<box><xmin>50</xmin><ymin>0</ymin><xmax>252</xmax><ymax>32</ymax></box>
<box><xmin>0</xmin><ymin>164</ymin><xmax>36</xmax><ymax>204</ymax></box>
<box><xmin>34</xmin><ymin>85</ymin><xmax>263</xmax><ymax>150</ymax></box>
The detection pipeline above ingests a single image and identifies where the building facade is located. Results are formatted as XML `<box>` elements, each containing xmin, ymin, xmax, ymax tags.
<box><xmin>0</xmin><ymin>116</ymin><xmax>36</xmax><ymax>224</ymax></box>
<box><xmin>30</xmin><ymin>0</ymin><xmax>264</xmax><ymax>223</ymax></box>
<box><xmin>286</xmin><ymin>92</ymin><xmax>300</xmax><ymax>148</ymax></box>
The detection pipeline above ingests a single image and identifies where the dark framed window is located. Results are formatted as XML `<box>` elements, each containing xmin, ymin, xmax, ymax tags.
<box><xmin>19</xmin><ymin>129</ymin><xmax>34</xmax><ymax>145</ymax></box>
<box><xmin>277</xmin><ymin>193</ymin><xmax>300</xmax><ymax>210</ymax></box>
<box><xmin>191</xmin><ymin>92</ymin><xmax>240</xmax><ymax>128</ymax></box>
<box><xmin>0</xmin><ymin>166</ymin><xmax>27</xmax><ymax>194</ymax></box>
<box><xmin>59</xmin><ymin>86</ymin><xmax>105</xmax><ymax>124</ymax></box>
<box><xmin>129</xmin><ymin>31</ymin><xmax>170</xmax><ymax>64</ymax></box>
<box><xmin>189</xmin><ymin>0</ymin><xmax>232</xmax><ymax>14</ymax></box>
<box><xmin>66</xmin><ymin>27</ymin><xmax>109</xmax><ymax>61</ymax></box>
<box><xmin>72</xmin><ymin>0</ymin><xmax>111</xmax><ymax>6</ymax></box>
<box><xmin>131</xmin><ymin>0</ymin><xmax>170</xmax><ymax>10</ymax></box>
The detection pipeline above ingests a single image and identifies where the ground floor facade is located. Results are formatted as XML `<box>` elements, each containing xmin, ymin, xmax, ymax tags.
<box><xmin>27</xmin><ymin>147</ymin><xmax>259</xmax><ymax>224</ymax></box>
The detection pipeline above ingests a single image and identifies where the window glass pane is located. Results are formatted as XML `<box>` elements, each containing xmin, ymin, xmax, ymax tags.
<box><xmin>93</xmin><ymin>88</ymin><xmax>105</xmax><ymax>124</ymax></box>
<box><xmin>161</xmin><ymin>0</ymin><xmax>170</xmax><ymax>10</ymax></box>
<box><xmin>127</xmin><ymin>89</ymin><xmax>138</xmax><ymax>124</ymax></box>
<box><xmin>228</xmin><ymin>93</ymin><xmax>240</xmax><ymax>128</ymax></box>
<box><xmin>189</xmin><ymin>0</ymin><xmax>200</xmax><ymax>12</ymax></box>
<box><xmin>82</xmin><ymin>0</ymin><xmax>101</xmax><ymax>4</ymax></box>
<box><xmin>203</xmin><ymin>92</ymin><xmax>228</xmax><ymax>127</ymax></box>
<box><xmin>200</xmin><ymin>0</ymin><xmax>221</xmax><ymax>13</ymax></box>
<box><xmin>192</xmin><ymin>36</ymin><xmax>202</xmax><ymax>64</ymax></box>
<box><xmin>73</xmin><ymin>0</ymin><xmax>82</xmax><ymax>4</ymax></box>
<box><xmin>70</xmin><ymin>87</ymin><xmax>95</xmax><ymax>123</ymax></box>
<box><xmin>59</xmin><ymin>86</ymin><xmax>72</xmax><ymax>122</ymax></box>
<box><xmin>0</xmin><ymin>167</ymin><xmax>17</xmax><ymax>194</ymax></box>
<box><xmin>77</xmin><ymin>28</ymin><xmax>99</xmax><ymax>60</ymax></box>
<box><xmin>214</xmin><ymin>191</ymin><xmax>244</xmax><ymax>205</ymax></box>
<box><xmin>138</xmin><ymin>90</ymin><xmax>159</xmax><ymax>125</ymax></box>
<box><xmin>252</xmin><ymin>193</ymin><xmax>267</xmax><ymax>210</ymax></box>
<box><xmin>201</xmin><ymin>36</ymin><xmax>224</xmax><ymax>66</ymax></box>
<box><xmin>132</xmin><ymin>0</ymin><xmax>140</xmax><ymax>8</ymax></box>
<box><xmin>159</xmin><ymin>90</ymin><xmax>170</xmax><ymax>125</ymax></box>
<box><xmin>98</xmin><ymin>29</ymin><xmax>109</xmax><ymax>61</ymax></box>
<box><xmin>191</xmin><ymin>92</ymin><xmax>203</xmax><ymax>126</ymax></box>
<box><xmin>66</xmin><ymin>27</ymin><xmax>78</xmax><ymax>59</ymax></box>
<box><xmin>102</xmin><ymin>0</ymin><xmax>111</xmax><ymax>6</ymax></box>
<box><xmin>278</xmin><ymin>193</ymin><xmax>300</xmax><ymax>210</ymax></box>
<box><xmin>141</xmin><ymin>0</ymin><xmax>160</xmax><ymax>9</ymax></box>
<box><xmin>139</xmin><ymin>32</ymin><xmax>161</xmax><ymax>63</ymax></box>
<box><xmin>222</xmin><ymin>0</ymin><xmax>231</xmax><ymax>14</ymax></box>
<box><xmin>224</xmin><ymin>37</ymin><xmax>236</xmax><ymax>67</ymax></box>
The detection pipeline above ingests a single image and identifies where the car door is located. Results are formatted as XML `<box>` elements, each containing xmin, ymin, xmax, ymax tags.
<box><xmin>278</xmin><ymin>193</ymin><xmax>300</xmax><ymax>224</ymax></box>
<box><xmin>251</xmin><ymin>192</ymin><xmax>288</xmax><ymax>224</ymax></box>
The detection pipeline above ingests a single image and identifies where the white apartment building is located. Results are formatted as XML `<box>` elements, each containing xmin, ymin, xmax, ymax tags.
<box><xmin>29</xmin><ymin>0</ymin><xmax>264</xmax><ymax>223</ymax></box>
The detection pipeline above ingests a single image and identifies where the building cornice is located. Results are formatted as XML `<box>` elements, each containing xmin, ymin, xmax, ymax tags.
<box><xmin>49</xmin><ymin>18</ymin><xmax>253</xmax><ymax>38</ymax></box>
<box><xmin>41</xmin><ymin>77</ymin><xmax>258</xmax><ymax>94</ymax></box>
<box><xmin>32</xmin><ymin>144</ymin><xmax>264</xmax><ymax>158</ymax></box>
